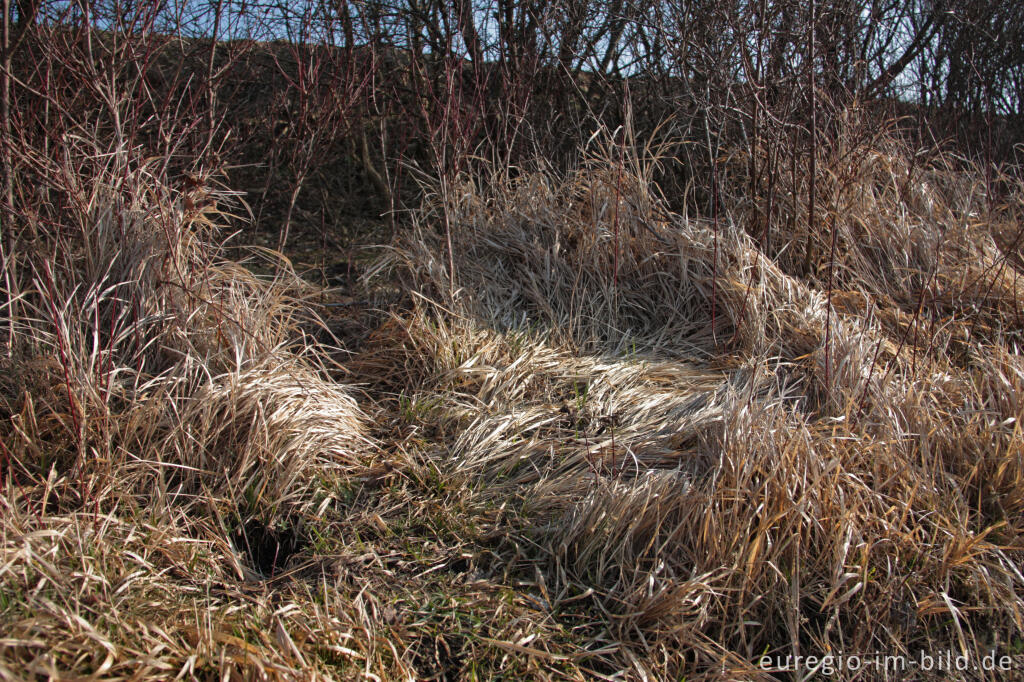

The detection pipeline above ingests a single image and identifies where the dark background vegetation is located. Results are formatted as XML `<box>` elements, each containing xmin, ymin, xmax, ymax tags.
<box><xmin>3</xmin><ymin>0</ymin><xmax>1023</xmax><ymax>251</ymax></box>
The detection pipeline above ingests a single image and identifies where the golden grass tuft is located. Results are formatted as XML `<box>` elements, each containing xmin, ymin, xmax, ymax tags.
<box><xmin>0</xmin><ymin>142</ymin><xmax>381</xmax><ymax>678</ymax></box>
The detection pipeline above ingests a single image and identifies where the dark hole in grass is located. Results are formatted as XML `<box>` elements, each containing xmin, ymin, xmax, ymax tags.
<box><xmin>41</xmin><ymin>480</ymin><xmax>84</xmax><ymax>515</ymax></box>
<box><xmin>231</xmin><ymin>518</ymin><xmax>307</xmax><ymax>577</ymax></box>
<box><xmin>448</xmin><ymin>555</ymin><xmax>470</xmax><ymax>575</ymax></box>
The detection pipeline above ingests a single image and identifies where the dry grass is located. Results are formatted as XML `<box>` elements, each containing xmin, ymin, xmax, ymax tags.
<box><xmin>0</xmin><ymin>142</ymin><xmax>380</xmax><ymax>678</ymax></box>
<box><xmin>360</xmin><ymin>123</ymin><xmax>1024</xmax><ymax>678</ymax></box>
<box><xmin>4</xmin><ymin>116</ymin><xmax>1024</xmax><ymax>680</ymax></box>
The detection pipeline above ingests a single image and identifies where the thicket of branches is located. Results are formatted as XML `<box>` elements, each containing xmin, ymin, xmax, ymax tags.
<box><xmin>3</xmin><ymin>0</ymin><xmax>1023</xmax><ymax>239</ymax></box>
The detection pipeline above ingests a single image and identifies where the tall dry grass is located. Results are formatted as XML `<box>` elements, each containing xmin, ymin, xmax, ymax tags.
<box><xmin>0</xmin><ymin>132</ymin><xmax>380</xmax><ymax>676</ymax></box>
<box><xmin>361</xmin><ymin>120</ymin><xmax>1024</xmax><ymax>678</ymax></box>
